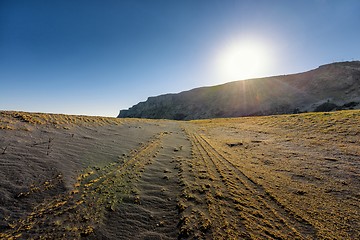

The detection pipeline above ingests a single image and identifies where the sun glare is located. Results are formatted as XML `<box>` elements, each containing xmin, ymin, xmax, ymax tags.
<box><xmin>216</xmin><ymin>38</ymin><xmax>273</xmax><ymax>81</ymax></box>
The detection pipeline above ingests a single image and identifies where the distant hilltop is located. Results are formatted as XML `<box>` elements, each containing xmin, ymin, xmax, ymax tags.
<box><xmin>118</xmin><ymin>61</ymin><xmax>360</xmax><ymax>120</ymax></box>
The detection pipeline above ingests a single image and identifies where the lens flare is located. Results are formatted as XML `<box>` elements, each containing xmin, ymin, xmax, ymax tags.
<box><xmin>216</xmin><ymin>38</ymin><xmax>274</xmax><ymax>81</ymax></box>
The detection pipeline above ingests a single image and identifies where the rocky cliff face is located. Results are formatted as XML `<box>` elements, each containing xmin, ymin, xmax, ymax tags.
<box><xmin>118</xmin><ymin>61</ymin><xmax>360</xmax><ymax>120</ymax></box>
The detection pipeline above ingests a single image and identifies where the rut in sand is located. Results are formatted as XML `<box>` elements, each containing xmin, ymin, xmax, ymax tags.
<box><xmin>176</xmin><ymin>126</ymin><xmax>317</xmax><ymax>239</ymax></box>
<box><xmin>0</xmin><ymin>122</ymin><xmax>193</xmax><ymax>240</ymax></box>
<box><xmin>91</xmin><ymin>123</ymin><xmax>192</xmax><ymax>239</ymax></box>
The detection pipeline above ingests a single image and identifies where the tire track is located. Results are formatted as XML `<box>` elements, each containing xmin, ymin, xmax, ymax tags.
<box><xmin>193</xmin><ymin>133</ymin><xmax>293</xmax><ymax>239</ymax></box>
<box><xmin>190</xmin><ymin>132</ymin><xmax>250</xmax><ymax>239</ymax></box>
<box><xmin>0</xmin><ymin>132</ymin><xmax>167</xmax><ymax>239</ymax></box>
<box><xmin>189</xmin><ymin>131</ymin><xmax>284</xmax><ymax>239</ymax></box>
<box><xmin>176</xmin><ymin>135</ymin><xmax>216</xmax><ymax>239</ymax></box>
<box><xmin>193</xmin><ymin>131</ymin><xmax>317</xmax><ymax>239</ymax></box>
<box><xmin>100</xmin><ymin>128</ymin><xmax>191</xmax><ymax>239</ymax></box>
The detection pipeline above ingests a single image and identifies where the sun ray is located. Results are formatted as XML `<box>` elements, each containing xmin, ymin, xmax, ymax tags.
<box><xmin>216</xmin><ymin>38</ymin><xmax>274</xmax><ymax>81</ymax></box>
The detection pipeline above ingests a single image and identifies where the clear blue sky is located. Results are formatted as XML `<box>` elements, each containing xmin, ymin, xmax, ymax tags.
<box><xmin>1</xmin><ymin>0</ymin><xmax>359</xmax><ymax>117</ymax></box>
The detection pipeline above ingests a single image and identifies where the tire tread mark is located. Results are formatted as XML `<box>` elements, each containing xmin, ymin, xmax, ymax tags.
<box><xmin>198</xmin><ymin>133</ymin><xmax>317</xmax><ymax>239</ymax></box>
<box><xmin>192</xmin><ymin>132</ymin><xmax>287</xmax><ymax>239</ymax></box>
<box><xmin>189</xmin><ymin>132</ymin><xmax>249</xmax><ymax>239</ymax></box>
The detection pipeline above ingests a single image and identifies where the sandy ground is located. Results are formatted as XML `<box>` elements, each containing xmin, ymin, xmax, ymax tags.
<box><xmin>0</xmin><ymin>111</ymin><xmax>359</xmax><ymax>239</ymax></box>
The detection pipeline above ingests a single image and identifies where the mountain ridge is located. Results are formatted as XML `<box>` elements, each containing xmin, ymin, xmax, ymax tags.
<box><xmin>118</xmin><ymin>61</ymin><xmax>360</xmax><ymax>120</ymax></box>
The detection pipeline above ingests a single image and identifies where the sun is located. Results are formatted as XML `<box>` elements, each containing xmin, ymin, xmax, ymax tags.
<box><xmin>216</xmin><ymin>38</ymin><xmax>273</xmax><ymax>81</ymax></box>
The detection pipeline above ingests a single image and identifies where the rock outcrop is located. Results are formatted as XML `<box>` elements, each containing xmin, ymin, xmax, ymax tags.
<box><xmin>118</xmin><ymin>61</ymin><xmax>360</xmax><ymax>120</ymax></box>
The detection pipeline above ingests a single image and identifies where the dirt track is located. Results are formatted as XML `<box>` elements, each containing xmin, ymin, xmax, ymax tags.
<box><xmin>0</xmin><ymin>111</ymin><xmax>359</xmax><ymax>239</ymax></box>
<box><xmin>181</xmin><ymin>129</ymin><xmax>316</xmax><ymax>239</ymax></box>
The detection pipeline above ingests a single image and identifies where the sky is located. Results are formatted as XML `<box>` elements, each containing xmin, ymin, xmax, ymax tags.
<box><xmin>1</xmin><ymin>0</ymin><xmax>360</xmax><ymax>117</ymax></box>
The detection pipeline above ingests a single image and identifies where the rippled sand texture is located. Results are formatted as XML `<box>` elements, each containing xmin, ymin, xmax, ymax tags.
<box><xmin>0</xmin><ymin>110</ymin><xmax>359</xmax><ymax>239</ymax></box>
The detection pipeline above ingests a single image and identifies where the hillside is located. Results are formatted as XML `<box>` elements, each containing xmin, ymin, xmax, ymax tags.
<box><xmin>118</xmin><ymin>61</ymin><xmax>360</xmax><ymax>120</ymax></box>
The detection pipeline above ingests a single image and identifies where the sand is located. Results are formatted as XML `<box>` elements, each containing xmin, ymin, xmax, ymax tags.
<box><xmin>0</xmin><ymin>110</ymin><xmax>359</xmax><ymax>239</ymax></box>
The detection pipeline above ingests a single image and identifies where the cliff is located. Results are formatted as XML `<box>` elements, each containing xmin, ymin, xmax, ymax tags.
<box><xmin>118</xmin><ymin>61</ymin><xmax>360</xmax><ymax>120</ymax></box>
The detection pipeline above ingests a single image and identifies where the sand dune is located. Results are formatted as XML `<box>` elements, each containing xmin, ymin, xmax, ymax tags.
<box><xmin>0</xmin><ymin>110</ymin><xmax>359</xmax><ymax>239</ymax></box>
